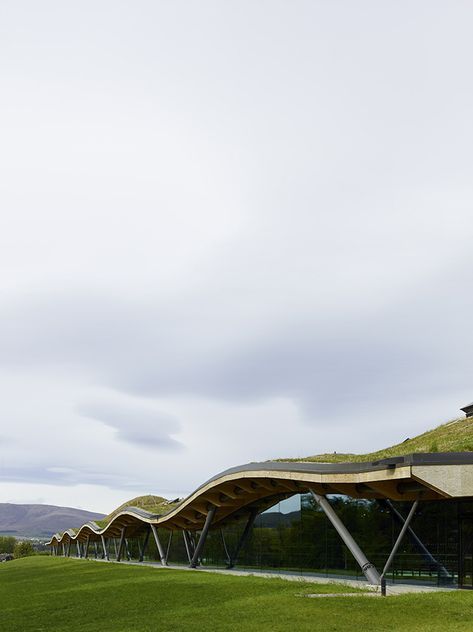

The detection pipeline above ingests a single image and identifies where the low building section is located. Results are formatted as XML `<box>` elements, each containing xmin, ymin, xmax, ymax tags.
<box><xmin>48</xmin><ymin>453</ymin><xmax>473</xmax><ymax>588</ymax></box>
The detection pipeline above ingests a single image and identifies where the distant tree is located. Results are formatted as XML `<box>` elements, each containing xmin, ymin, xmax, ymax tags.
<box><xmin>0</xmin><ymin>536</ymin><xmax>16</xmax><ymax>554</ymax></box>
<box><xmin>13</xmin><ymin>541</ymin><xmax>35</xmax><ymax>558</ymax></box>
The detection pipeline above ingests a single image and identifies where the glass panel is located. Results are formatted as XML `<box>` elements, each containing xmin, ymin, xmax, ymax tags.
<box><xmin>460</xmin><ymin>517</ymin><xmax>473</xmax><ymax>588</ymax></box>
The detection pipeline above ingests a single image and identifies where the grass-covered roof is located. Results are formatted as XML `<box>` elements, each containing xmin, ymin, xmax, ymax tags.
<box><xmin>280</xmin><ymin>416</ymin><xmax>473</xmax><ymax>463</ymax></box>
<box><xmin>92</xmin><ymin>495</ymin><xmax>181</xmax><ymax>529</ymax></box>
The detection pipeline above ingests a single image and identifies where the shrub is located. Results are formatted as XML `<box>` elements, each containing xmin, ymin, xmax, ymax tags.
<box><xmin>13</xmin><ymin>541</ymin><xmax>35</xmax><ymax>558</ymax></box>
<box><xmin>0</xmin><ymin>536</ymin><xmax>16</xmax><ymax>554</ymax></box>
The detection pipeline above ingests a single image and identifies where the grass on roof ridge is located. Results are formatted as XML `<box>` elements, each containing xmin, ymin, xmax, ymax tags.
<box><xmin>91</xmin><ymin>495</ymin><xmax>181</xmax><ymax>529</ymax></box>
<box><xmin>57</xmin><ymin>416</ymin><xmax>473</xmax><ymax>537</ymax></box>
<box><xmin>58</xmin><ymin>495</ymin><xmax>182</xmax><ymax>534</ymax></box>
<box><xmin>279</xmin><ymin>416</ymin><xmax>473</xmax><ymax>463</ymax></box>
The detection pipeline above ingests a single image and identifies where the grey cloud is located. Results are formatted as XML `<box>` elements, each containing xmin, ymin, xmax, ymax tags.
<box><xmin>77</xmin><ymin>399</ymin><xmax>182</xmax><ymax>450</ymax></box>
<box><xmin>0</xmin><ymin>250</ymin><xmax>472</xmax><ymax>424</ymax></box>
<box><xmin>0</xmin><ymin>465</ymin><xmax>144</xmax><ymax>489</ymax></box>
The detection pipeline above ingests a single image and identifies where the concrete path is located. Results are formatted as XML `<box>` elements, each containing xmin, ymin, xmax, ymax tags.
<box><xmin>71</xmin><ymin>556</ymin><xmax>456</xmax><ymax>595</ymax></box>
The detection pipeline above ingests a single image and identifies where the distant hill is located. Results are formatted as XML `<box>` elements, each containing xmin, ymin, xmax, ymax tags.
<box><xmin>259</xmin><ymin>510</ymin><xmax>301</xmax><ymax>528</ymax></box>
<box><xmin>0</xmin><ymin>503</ymin><xmax>105</xmax><ymax>538</ymax></box>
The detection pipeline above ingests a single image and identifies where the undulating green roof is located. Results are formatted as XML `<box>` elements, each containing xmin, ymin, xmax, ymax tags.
<box><xmin>280</xmin><ymin>416</ymin><xmax>473</xmax><ymax>463</ymax></box>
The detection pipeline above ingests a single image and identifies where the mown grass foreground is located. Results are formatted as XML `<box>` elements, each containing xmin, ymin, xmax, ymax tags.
<box><xmin>1</xmin><ymin>558</ymin><xmax>473</xmax><ymax>631</ymax></box>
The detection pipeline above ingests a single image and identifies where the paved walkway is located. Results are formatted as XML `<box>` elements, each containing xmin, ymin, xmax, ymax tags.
<box><xmin>69</xmin><ymin>556</ymin><xmax>456</xmax><ymax>596</ymax></box>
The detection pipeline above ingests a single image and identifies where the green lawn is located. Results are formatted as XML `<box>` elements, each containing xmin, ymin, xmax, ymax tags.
<box><xmin>1</xmin><ymin>557</ymin><xmax>472</xmax><ymax>631</ymax></box>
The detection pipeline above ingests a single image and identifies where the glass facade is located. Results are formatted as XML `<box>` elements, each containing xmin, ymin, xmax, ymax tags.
<box><xmin>142</xmin><ymin>495</ymin><xmax>473</xmax><ymax>587</ymax></box>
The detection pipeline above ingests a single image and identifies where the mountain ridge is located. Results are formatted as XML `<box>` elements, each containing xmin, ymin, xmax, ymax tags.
<box><xmin>0</xmin><ymin>503</ymin><xmax>105</xmax><ymax>538</ymax></box>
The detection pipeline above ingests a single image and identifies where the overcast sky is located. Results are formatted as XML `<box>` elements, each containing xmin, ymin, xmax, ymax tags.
<box><xmin>1</xmin><ymin>1</ymin><xmax>473</xmax><ymax>513</ymax></box>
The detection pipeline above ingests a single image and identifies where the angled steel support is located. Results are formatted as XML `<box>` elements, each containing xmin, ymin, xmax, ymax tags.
<box><xmin>183</xmin><ymin>530</ymin><xmax>197</xmax><ymax>560</ymax></box>
<box><xmin>381</xmin><ymin>500</ymin><xmax>418</xmax><ymax>579</ymax></box>
<box><xmin>150</xmin><ymin>524</ymin><xmax>168</xmax><ymax>566</ymax></box>
<box><xmin>190</xmin><ymin>505</ymin><xmax>216</xmax><ymax>568</ymax></box>
<box><xmin>380</xmin><ymin>499</ymin><xmax>451</xmax><ymax>579</ymax></box>
<box><xmin>139</xmin><ymin>528</ymin><xmax>151</xmax><ymax>562</ymax></box>
<box><xmin>94</xmin><ymin>541</ymin><xmax>98</xmax><ymax>559</ymax></box>
<box><xmin>76</xmin><ymin>540</ymin><xmax>82</xmax><ymax>558</ymax></box>
<box><xmin>62</xmin><ymin>542</ymin><xmax>66</xmax><ymax>557</ymax></box>
<box><xmin>166</xmin><ymin>530</ymin><xmax>173</xmax><ymax>561</ymax></box>
<box><xmin>125</xmin><ymin>538</ymin><xmax>131</xmax><ymax>561</ymax></box>
<box><xmin>227</xmin><ymin>506</ymin><xmax>259</xmax><ymax>569</ymax></box>
<box><xmin>182</xmin><ymin>530</ymin><xmax>193</xmax><ymax>564</ymax></box>
<box><xmin>84</xmin><ymin>536</ymin><xmax>90</xmax><ymax>559</ymax></box>
<box><xmin>310</xmin><ymin>489</ymin><xmax>381</xmax><ymax>585</ymax></box>
<box><xmin>189</xmin><ymin>531</ymin><xmax>197</xmax><ymax>554</ymax></box>
<box><xmin>116</xmin><ymin>527</ymin><xmax>126</xmax><ymax>562</ymax></box>
<box><xmin>66</xmin><ymin>540</ymin><xmax>71</xmax><ymax>557</ymax></box>
<box><xmin>220</xmin><ymin>529</ymin><xmax>231</xmax><ymax>566</ymax></box>
<box><xmin>101</xmin><ymin>535</ymin><xmax>109</xmax><ymax>561</ymax></box>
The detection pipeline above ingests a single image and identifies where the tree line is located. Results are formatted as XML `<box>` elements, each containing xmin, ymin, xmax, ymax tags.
<box><xmin>0</xmin><ymin>536</ymin><xmax>35</xmax><ymax>558</ymax></box>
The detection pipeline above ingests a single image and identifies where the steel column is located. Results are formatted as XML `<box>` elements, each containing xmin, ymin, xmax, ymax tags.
<box><xmin>150</xmin><ymin>524</ymin><xmax>168</xmax><ymax>566</ymax></box>
<box><xmin>94</xmin><ymin>541</ymin><xmax>98</xmax><ymax>559</ymax></box>
<box><xmin>116</xmin><ymin>527</ymin><xmax>126</xmax><ymax>562</ymax></box>
<box><xmin>227</xmin><ymin>506</ymin><xmax>259</xmax><ymax>569</ymax></box>
<box><xmin>310</xmin><ymin>489</ymin><xmax>381</xmax><ymax>584</ymax></box>
<box><xmin>166</xmin><ymin>530</ymin><xmax>173</xmax><ymax>561</ymax></box>
<box><xmin>381</xmin><ymin>499</ymin><xmax>451</xmax><ymax>579</ymax></box>
<box><xmin>188</xmin><ymin>531</ymin><xmax>197</xmax><ymax>555</ymax></box>
<box><xmin>220</xmin><ymin>529</ymin><xmax>231</xmax><ymax>566</ymax></box>
<box><xmin>139</xmin><ymin>528</ymin><xmax>151</xmax><ymax>562</ymax></box>
<box><xmin>101</xmin><ymin>535</ymin><xmax>109</xmax><ymax>561</ymax></box>
<box><xmin>76</xmin><ymin>540</ymin><xmax>82</xmax><ymax>558</ymax></box>
<box><xmin>84</xmin><ymin>536</ymin><xmax>90</xmax><ymax>559</ymax></box>
<box><xmin>190</xmin><ymin>505</ymin><xmax>216</xmax><ymax>568</ymax></box>
<box><xmin>381</xmin><ymin>500</ymin><xmax>418</xmax><ymax>579</ymax></box>
<box><xmin>182</xmin><ymin>530</ymin><xmax>193</xmax><ymax>564</ymax></box>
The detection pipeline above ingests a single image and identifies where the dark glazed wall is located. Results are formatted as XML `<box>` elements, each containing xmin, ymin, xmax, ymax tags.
<box><xmin>136</xmin><ymin>495</ymin><xmax>462</xmax><ymax>587</ymax></box>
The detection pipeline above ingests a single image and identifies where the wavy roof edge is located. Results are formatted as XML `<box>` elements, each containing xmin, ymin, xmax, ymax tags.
<box><xmin>47</xmin><ymin>451</ymin><xmax>473</xmax><ymax>546</ymax></box>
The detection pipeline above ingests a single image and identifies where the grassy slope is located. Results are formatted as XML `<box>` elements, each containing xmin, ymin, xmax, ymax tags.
<box><xmin>281</xmin><ymin>416</ymin><xmax>473</xmax><ymax>463</ymax></box>
<box><xmin>1</xmin><ymin>557</ymin><xmax>473</xmax><ymax>632</ymax></box>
